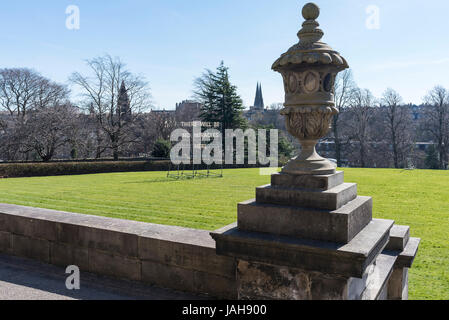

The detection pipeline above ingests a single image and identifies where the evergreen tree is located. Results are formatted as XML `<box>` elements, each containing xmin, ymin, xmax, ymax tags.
<box><xmin>194</xmin><ymin>61</ymin><xmax>246</xmax><ymax>138</ymax></box>
<box><xmin>152</xmin><ymin>139</ymin><xmax>171</xmax><ymax>158</ymax></box>
<box><xmin>425</xmin><ymin>145</ymin><xmax>440</xmax><ymax>169</ymax></box>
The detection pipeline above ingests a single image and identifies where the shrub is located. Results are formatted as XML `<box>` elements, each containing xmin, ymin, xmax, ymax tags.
<box><xmin>0</xmin><ymin>160</ymin><xmax>277</xmax><ymax>178</ymax></box>
<box><xmin>0</xmin><ymin>161</ymin><xmax>172</xmax><ymax>178</ymax></box>
<box><xmin>152</xmin><ymin>139</ymin><xmax>171</xmax><ymax>158</ymax></box>
<box><xmin>425</xmin><ymin>145</ymin><xmax>440</xmax><ymax>169</ymax></box>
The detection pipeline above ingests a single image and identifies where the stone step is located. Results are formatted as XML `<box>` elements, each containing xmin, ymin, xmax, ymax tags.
<box><xmin>238</xmin><ymin>196</ymin><xmax>372</xmax><ymax>244</ymax></box>
<box><xmin>271</xmin><ymin>171</ymin><xmax>344</xmax><ymax>191</ymax></box>
<box><xmin>385</xmin><ymin>225</ymin><xmax>410</xmax><ymax>251</ymax></box>
<box><xmin>256</xmin><ymin>183</ymin><xmax>357</xmax><ymax>211</ymax></box>
<box><xmin>391</xmin><ymin>237</ymin><xmax>421</xmax><ymax>269</ymax></box>
<box><xmin>212</xmin><ymin>218</ymin><xmax>395</xmax><ymax>279</ymax></box>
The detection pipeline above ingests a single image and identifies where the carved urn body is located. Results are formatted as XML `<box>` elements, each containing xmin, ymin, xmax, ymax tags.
<box><xmin>272</xmin><ymin>3</ymin><xmax>348</xmax><ymax>175</ymax></box>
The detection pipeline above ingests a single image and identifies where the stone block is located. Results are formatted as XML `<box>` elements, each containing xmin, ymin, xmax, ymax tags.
<box><xmin>0</xmin><ymin>231</ymin><xmax>12</xmax><ymax>253</ymax></box>
<box><xmin>139</xmin><ymin>236</ymin><xmax>236</xmax><ymax>278</ymax></box>
<box><xmin>212</xmin><ymin>219</ymin><xmax>394</xmax><ymax>278</ymax></box>
<box><xmin>347</xmin><ymin>263</ymin><xmax>376</xmax><ymax>300</ymax></box>
<box><xmin>388</xmin><ymin>268</ymin><xmax>409</xmax><ymax>300</ymax></box>
<box><xmin>88</xmin><ymin>249</ymin><xmax>141</xmax><ymax>281</ymax></box>
<box><xmin>11</xmin><ymin>234</ymin><xmax>50</xmax><ymax>263</ymax></box>
<box><xmin>141</xmin><ymin>260</ymin><xmax>196</xmax><ymax>293</ymax></box>
<box><xmin>237</xmin><ymin>260</ymin><xmax>350</xmax><ymax>300</ymax></box>
<box><xmin>271</xmin><ymin>171</ymin><xmax>344</xmax><ymax>191</ymax></box>
<box><xmin>394</xmin><ymin>237</ymin><xmax>420</xmax><ymax>268</ymax></box>
<box><xmin>238</xmin><ymin>196</ymin><xmax>372</xmax><ymax>243</ymax></box>
<box><xmin>360</xmin><ymin>253</ymin><xmax>396</xmax><ymax>300</ymax></box>
<box><xmin>0</xmin><ymin>213</ymin><xmax>59</xmax><ymax>241</ymax></box>
<box><xmin>141</xmin><ymin>260</ymin><xmax>236</xmax><ymax>299</ymax></box>
<box><xmin>192</xmin><ymin>269</ymin><xmax>237</xmax><ymax>299</ymax></box>
<box><xmin>50</xmin><ymin>242</ymin><xmax>89</xmax><ymax>271</ymax></box>
<box><xmin>256</xmin><ymin>183</ymin><xmax>357</xmax><ymax>210</ymax></box>
<box><xmin>385</xmin><ymin>225</ymin><xmax>410</xmax><ymax>251</ymax></box>
<box><xmin>60</xmin><ymin>224</ymin><xmax>139</xmax><ymax>258</ymax></box>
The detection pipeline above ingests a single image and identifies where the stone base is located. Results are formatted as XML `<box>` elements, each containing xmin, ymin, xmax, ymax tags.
<box><xmin>281</xmin><ymin>157</ymin><xmax>337</xmax><ymax>176</ymax></box>
<box><xmin>256</xmin><ymin>183</ymin><xmax>357</xmax><ymax>210</ymax></box>
<box><xmin>212</xmin><ymin>170</ymin><xmax>420</xmax><ymax>300</ymax></box>
<box><xmin>235</xmin><ymin>252</ymin><xmax>397</xmax><ymax>300</ymax></box>
<box><xmin>212</xmin><ymin>219</ymin><xmax>394</xmax><ymax>279</ymax></box>
<box><xmin>271</xmin><ymin>171</ymin><xmax>344</xmax><ymax>191</ymax></box>
<box><xmin>237</xmin><ymin>260</ymin><xmax>352</xmax><ymax>300</ymax></box>
<box><xmin>238</xmin><ymin>196</ymin><xmax>372</xmax><ymax>243</ymax></box>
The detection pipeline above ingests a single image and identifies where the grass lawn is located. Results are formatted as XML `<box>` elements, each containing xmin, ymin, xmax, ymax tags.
<box><xmin>0</xmin><ymin>168</ymin><xmax>448</xmax><ymax>300</ymax></box>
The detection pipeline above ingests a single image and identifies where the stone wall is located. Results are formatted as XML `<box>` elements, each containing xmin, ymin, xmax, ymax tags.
<box><xmin>0</xmin><ymin>202</ymin><xmax>418</xmax><ymax>300</ymax></box>
<box><xmin>0</xmin><ymin>203</ymin><xmax>237</xmax><ymax>299</ymax></box>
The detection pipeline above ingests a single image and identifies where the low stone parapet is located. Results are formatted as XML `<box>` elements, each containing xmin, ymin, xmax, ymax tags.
<box><xmin>0</xmin><ymin>203</ymin><xmax>237</xmax><ymax>299</ymax></box>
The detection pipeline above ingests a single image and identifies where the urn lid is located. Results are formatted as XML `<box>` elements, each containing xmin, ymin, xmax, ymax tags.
<box><xmin>272</xmin><ymin>3</ymin><xmax>349</xmax><ymax>72</ymax></box>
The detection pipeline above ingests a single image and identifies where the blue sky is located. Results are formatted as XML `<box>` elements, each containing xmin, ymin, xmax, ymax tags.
<box><xmin>0</xmin><ymin>0</ymin><xmax>448</xmax><ymax>109</ymax></box>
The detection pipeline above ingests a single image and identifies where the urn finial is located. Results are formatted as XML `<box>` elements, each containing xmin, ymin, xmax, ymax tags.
<box><xmin>302</xmin><ymin>2</ymin><xmax>320</xmax><ymax>20</ymax></box>
<box><xmin>298</xmin><ymin>3</ymin><xmax>323</xmax><ymax>44</ymax></box>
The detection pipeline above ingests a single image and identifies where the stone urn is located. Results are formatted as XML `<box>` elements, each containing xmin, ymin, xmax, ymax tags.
<box><xmin>272</xmin><ymin>2</ymin><xmax>349</xmax><ymax>175</ymax></box>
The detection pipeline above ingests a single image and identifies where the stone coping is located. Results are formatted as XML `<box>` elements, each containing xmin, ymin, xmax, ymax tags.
<box><xmin>0</xmin><ymin>203</ymin><xmax>215</xmax><ymax>248</ymax></box>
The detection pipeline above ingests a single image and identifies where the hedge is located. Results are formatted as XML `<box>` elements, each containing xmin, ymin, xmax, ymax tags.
<box><xmin>0</xmin><ymin>161</ymin><xmax>279</xmax><ymax>178</ymax></box>
<box><xmin>0</xmin><ymin>161</ymin><xmax>169</xmax><ymax>178</ymax></box>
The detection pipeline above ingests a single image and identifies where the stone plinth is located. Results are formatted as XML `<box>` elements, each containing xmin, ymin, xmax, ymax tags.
<box><xmin>211</xmin><ymin>171</ymin><xmax>420</xmax><ymax>300</ymax></box>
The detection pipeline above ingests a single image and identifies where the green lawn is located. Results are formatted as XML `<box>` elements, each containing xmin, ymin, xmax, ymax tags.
<box><xmin>0</xmin><ymin>168</ymin><xmax>448</xmax><ymax>300</ymax></box>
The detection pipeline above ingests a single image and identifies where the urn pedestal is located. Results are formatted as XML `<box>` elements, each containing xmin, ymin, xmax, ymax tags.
<box><xmin>211</xmin><ymin>2</ymin><xmax>420</xmax><ymax>300</ymax></box>
<box><xmin>211</xmin><ymin>171</ymin><xmax>420</xmax><ymax>300</ymax></box>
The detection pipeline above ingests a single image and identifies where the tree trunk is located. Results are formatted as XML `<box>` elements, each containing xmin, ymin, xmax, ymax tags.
<box><xmin>113</xmin><ymin>144</ymin><xmax>119</xmax><ymax>161</ymax></box>
<box><xmin>360</xmin><ymin>142</ymin><xmax>366</xmax><ymax>168</ymax></box>
<box><xmin>392</xmin><ymin>134</ymin><xmax>399</xmax><ymax>168</ymax></box>
<box><xmin>332</xmin><ymin>117</ymin><xmax>342</xmax><ymax>167</ymax></box>
<box><xmin>112</xmin><ymin>135</ymin><xmax>119</xmax><ymax>161</ymax></box>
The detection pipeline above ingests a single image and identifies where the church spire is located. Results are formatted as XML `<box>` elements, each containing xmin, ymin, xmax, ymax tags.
<box><xmin>254</xmin><ymin>82</ymin><xmax>265</xmax><ymax>110</ymax></box>
<box><xmin>118</xmin><ymin>80</ymin><xmax>131</xmax><ymax>121</ymax></box>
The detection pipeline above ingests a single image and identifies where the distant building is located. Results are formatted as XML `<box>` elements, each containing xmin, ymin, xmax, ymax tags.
<box><xmin>244</xmin><ymin>83</ymin><xmax>277</xmax><ymax>122</ymax></box>
<box><xmin>151</xmin><ymin>109</ymin><xmax>175</xmax><ymax>115</ymax></box>
<box><xmin>175</xmin><ymin>100</ymin><xmax>201</xmax><ymax>122</ymax></box>
<box><xmin>151</xmin><ymin>100</ymin><xmax>202</xmax><ymax>123</ymax></box>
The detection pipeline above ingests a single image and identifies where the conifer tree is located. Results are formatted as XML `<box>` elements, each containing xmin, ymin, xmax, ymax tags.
<box><xmin>194</xmin><ymin>61</ymin><xmax>246</xmax><ymax>138</ymax></box>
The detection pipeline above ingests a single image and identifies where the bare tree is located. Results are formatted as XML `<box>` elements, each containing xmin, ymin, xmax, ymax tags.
<box><xmin>0</xmin><ymin>68</ymin><xmax>70</xmax><ymax>161</ymax></box>
<box><xmin>0</xmin><ymin>68</ymin><xmax>68</xmax><ymax>119</ymax></box>
<box><xmin>269</xmin><ymin>103</ymin><xmax>284</xmax><ymax>111</ymax></box>
<box><xmin>424</xmin><ymin>86</ymin><xmax>449</xmax><ymax>169</ymax></box>
<box><xmin>333</xmin><ymin>69</ymin><xmax>356</xmax><ymax>166</ymax></box>
<box><xmin>149</xmin><ymin>111</ymin><xmax>177</xmax><ymax>141</ymax></box>
<box><xmin>381</xmin><ymin>88</ymin><xmax>413</xmax><ymax>168</ymax></box>
<box><xmin>348</xmin><ymin>88</ymin><xmax>377</xmax><ymax>168</ymax></box>
<box><xmin>21</xmin><ymin>104</ymin><xmax>77</xmax><ymax>161</ymax></box>
<box><xmin>70</xmin><ymin>55</ymin><xmax>152</xmax><ymax>160</ymax></box>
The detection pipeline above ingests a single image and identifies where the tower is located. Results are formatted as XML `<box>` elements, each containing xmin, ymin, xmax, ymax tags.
<box><xmin>117</xmin><ymin>80</ymin><xmax>131</xmax><ymax>121</ymax></box>
<box><xmin>253</xmin><ymin>82</ymin><xmax>265</xmax><ymax>110</ymax></box>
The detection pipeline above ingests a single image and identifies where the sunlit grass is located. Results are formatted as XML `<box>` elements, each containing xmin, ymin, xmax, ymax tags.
<box><xmin>0</xmin><ymin>168</ymin><xmax>447</xmax><ymax>300</ymax></box>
